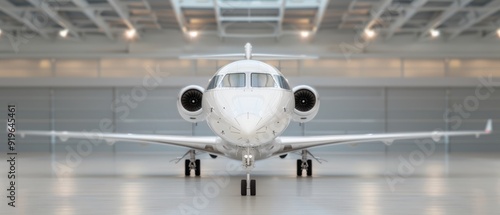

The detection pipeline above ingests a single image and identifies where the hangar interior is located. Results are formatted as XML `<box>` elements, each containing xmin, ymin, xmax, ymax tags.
<box><xmin>1</xmin><ymin>0</ymin><xmax>500</xmax><ymax>214</ymax></box>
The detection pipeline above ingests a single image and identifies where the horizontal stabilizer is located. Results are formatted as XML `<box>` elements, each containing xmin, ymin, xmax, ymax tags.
<box><xmin>180</xmin><ymin>53</ymin><xmax>245</xmax><ymax>60</ymax></box>
<box><xmin>180</xmin><ymin>43</ymin><xmax>317</xmax><ymax>61</ymax></box>
<box><xmin>179</xmin><ymin>53</ymin><xmax>318</xmax><ymax>61</ymax></box>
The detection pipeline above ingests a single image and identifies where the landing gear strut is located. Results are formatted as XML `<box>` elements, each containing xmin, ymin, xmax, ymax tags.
<box><xmin>184</xmin><ymin>150</ymin><xmax>200</xmax><ymax>176</ymax></box>
<box><xmin>241</xmin><ymin>150</ymin><xmax>256</xmax><ymax>196</ymax></box>
<box><xmin>297</xmin><ymin>150</ymin><xmax>312</xmax><ymax>176</ymax></box>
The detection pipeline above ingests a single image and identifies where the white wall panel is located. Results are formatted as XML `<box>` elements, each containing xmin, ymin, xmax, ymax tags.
<box><xmin>449</xmin><ymin>59</ymin><xmax>500</xmax><ymax>77</ymax></box>
<box><xmin>100</xmin><ymin>59</ymin><xmax>158</xmax><ymax>77</ymax></box>
<box><xmin>0</xmin><ymin>59</ymin><xmax>52</xmax><ymax>77</ymax></box>
<box><xmin>1</xmin><ymin>58</ymin><xmax>500</xmax><ymax>78</ymax></box>
<box><xmin>55</xmin><ymin>59</ymin><xmax>99</xmax><ymax>77</ymax></box>
<box><xmin>404</xmin><ymin>59</ymin><xmax>445</xmax><ymax>77</ymax></box>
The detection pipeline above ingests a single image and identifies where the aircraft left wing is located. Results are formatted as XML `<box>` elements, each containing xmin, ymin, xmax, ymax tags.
<box><xmin>19</xmin><ymin>131</ymin><xmax>223</xmax><ymax>155</ymax></box>
<box><xmin>275</xmin><ymin>119</ymin><xmax>493</xmax><ymax>155</ymax></box>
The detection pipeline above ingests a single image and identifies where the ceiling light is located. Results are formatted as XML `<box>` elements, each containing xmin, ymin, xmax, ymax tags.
<box><xmin>0</xmin><ymin>29</ymin><xmax>2</xmax><ymax>36</ymax></box>
<box><xmin>300</xmin><ymin>31</ymin><xmax>310</xmax><ymax>38</ymax></box>
<box><xmin>364</xmin><ymin>29</ymin><xmax>375</xmax><ymax>38</ymax></box>
<box><xmin>189</xmin><ymin>31</ymin><xmax>198</xmax><ymax>38</ymax></box>
<box><xmin>59</xmin><ymin>29</ymin><xmax>69</xmax><ymax>38</ymax></box>
<box><xmin>430</xmin><ymin>29</ymin><xmax>440</xmax><ymax>38</ymax></box>
<box><xmin>496</xmin><ymin>29</ymin><xmax>500</xmax><ymax>38</ymax></box>
<box><xmin>125</xmin><ymin>29</ymin><xmax>137</xmax><ymax>39</ymax></box>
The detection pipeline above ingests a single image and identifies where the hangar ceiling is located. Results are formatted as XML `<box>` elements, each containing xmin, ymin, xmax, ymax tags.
<box><xmin>0</xmin><ymin>0</ymin><xmax>500</xmax><ymax>41</ymax></box>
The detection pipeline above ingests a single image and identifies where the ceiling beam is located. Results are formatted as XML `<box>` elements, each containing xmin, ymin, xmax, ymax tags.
<box><xmin>385</xmin><ymin>0</ymin><xmax>428</xmax><ymax>39</ymax></box>
<box><xmin>219</xmin><ymin>17</ymin><xmax>282</xmax><ymax>22</ymax></box>
<box><xmin>448</xmin><ymin>0</ymin><xmax>500</xmax><ymax>40</ymax></box>
<box><xmin>419</xmin><ymin>0</ymin><xmax>473</xmax><ymax>40</ymax></box>
<box><xmin>107</xmin><ymin>0</ymin><xmax>136</xmax><ymax>30</ymax></box>
<box><xmin>0</xmin><ymin>0</ymin><xmax>50</xmax><ymax>39</ymax></box>
<box><xmin>71</xmin><ymin>0</ymin><xmax>114</xmax><ymax>39</ymax></box>
<box><xmin>170</xmin><ymin>0</ymin><xmax>188</xmax><ymax>36</ymax></box>
<box><xmin>277</xmin><ymin>0</ymin><xmax>286</xmax><ymax>36</ymax></box>
<box><xmin>180</xmin><ymin>0</ymin><xmax>319</xmax><ymax>9</ymax></box>
<box><xmin>213</xmin><ymin>0</ymin><xmax>223</xmax><ymax>37</ymax></box>
<box><xmin>311</xmin><ymin>0</ymin><xmax>330</xmax><ymax>37</ymax></box>
<box><xmin>363</xmin><ymin>0</ymin><xmax>393</xmax><ymax>30</ymax></box>
<box><xmin>483</xmin><ymin>27</ymin><xmax>500</xmax><ymax>39</ymax></box>
<box><xmin>26</xmin><ymin>0</ymin><xmax>80</xmax><ymax>38</ymax></box>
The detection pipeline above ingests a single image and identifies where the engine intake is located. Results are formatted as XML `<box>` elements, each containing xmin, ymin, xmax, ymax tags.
<box><xmin>292</xmin><ymin>85</ymin><xmax>319</xmax><ymax>123</ymax></box>
<box><xmin>294</xmin><ymin>88</ymin><xmax>316</xmax><ymax>112</ymax></box>
<box><xmin>177</xmin><ymin>85</ymin><xmax>207</xmax><ymax>123</ymax></box>
<box><xmin>181</xmin><ymin>89</ymin><xmax>203</xmax><ymax>112</ymax></box>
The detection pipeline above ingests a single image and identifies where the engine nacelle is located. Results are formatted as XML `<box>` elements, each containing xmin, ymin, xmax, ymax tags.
<box><xmin>292</xmin><ymin>85</ymin><xmax>320</xmax><ymax>123</ymax></box>
<box><xmin>177</xmin><ymin>85</ymin><xmax>207</xmax><ymax>123</ymax></box>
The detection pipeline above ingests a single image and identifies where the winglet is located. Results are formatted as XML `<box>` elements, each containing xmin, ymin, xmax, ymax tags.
<box><xmin>485</xmin><ymin>119</ymin><xmax>493</xmax><ymax>134</ymax></box>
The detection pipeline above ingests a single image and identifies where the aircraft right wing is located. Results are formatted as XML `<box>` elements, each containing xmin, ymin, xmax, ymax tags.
<box><xmin>19</xmin><ymin>130</ymin><xmax>224</xmax><ymax>155</ymax></box>
<box><xmin>275</xmin><ymin>119</ymin><xmax>493</xmax><ymax>155</ymax></box>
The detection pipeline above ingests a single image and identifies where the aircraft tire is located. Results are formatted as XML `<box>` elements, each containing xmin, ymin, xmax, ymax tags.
<box><xmin>241</xmin><ymin>180</ymin><xmax>247</xmax><ymax>196</ymax></box>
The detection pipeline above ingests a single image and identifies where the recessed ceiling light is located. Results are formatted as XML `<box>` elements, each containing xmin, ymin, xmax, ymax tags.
<box><xmin>364</xmin><ymin>29</ymin><xmax>375</xmax><ymax>38</ymax></box>
<box><xmin>300</xmin><ymin>31</ymin><xmax>310</xmax><ymax>38</ymax></box>
<box><xmin>430</xmin><ymin>29</ymin><xmax>440</xmax><ymax>37</ymax></box>
<box><xmin>0</xmin><ymin>29</ymin><xmax>3</xmax><ymax>36</ymax></box>
<box><xmin>125</xmin><ymin>29</ymin><xmax>136</xmax><ymax>39</ymax></box>
<box><xmin>189</xmin><ymin>31</ymin><xmax>198</xmax><ymax>38</ymax></box>
<box><xmin>496</xmin><ymin>29</ymin><xmax>500</xmax><ymax>38</ymax></box>
<box><xmin>59</xmin><ymin>29</ymin><xmax>69</xmax><ymax>38</ymax></box>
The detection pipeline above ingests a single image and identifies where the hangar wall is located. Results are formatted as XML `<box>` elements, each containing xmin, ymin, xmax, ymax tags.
<box><xmin>1</xmin><ymin>58</ymin><xmax>500</xmax><ymax>78</ymax></box>
<box><xmin>0</xmin><ymin>58</ymin><xmax>499</xmax><ymax>154</ymax></box>
<box><xmin>2</xmin><ymin>87</ymin><xmax>499</xmax><ymax>154</ymax></box>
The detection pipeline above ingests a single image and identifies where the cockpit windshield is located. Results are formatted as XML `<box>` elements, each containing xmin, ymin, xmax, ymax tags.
<box><xmin>274</xmin><ymin>75</ymin><xmax>291</xmax><ymax>90</ymax></box>
<box><xmin>206</xmin><ymin>72</ymin><xmax>290</xmax><ymax>90</ymax></box>
<box><xmin>251</xmin><ymin>73</ymin><xmax>276</xmax><ymax>87</ymax></box>
<box><xmin>220</xmin><ymin>73</ymin><xmax>245</xmax><ymax>87</ymax></box>
<box><xmin>207</xmin><ymin>75</ymin><xmax>222</xmax><ymax>90</ymax></box>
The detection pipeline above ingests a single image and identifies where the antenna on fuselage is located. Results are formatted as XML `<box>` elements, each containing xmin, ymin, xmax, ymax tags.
<box><xmin>244</xmin><ymin>43</ymin><xmax>252</xmax><ymax>60</ymax></box>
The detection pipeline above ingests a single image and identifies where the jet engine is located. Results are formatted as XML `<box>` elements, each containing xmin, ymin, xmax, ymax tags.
<box><xmin>177</xmin><ymin>85</ymin><xmax>207</xmax><ymax>123</ymax></box>
<box><xmin>292</xmin><ymin>85</ymin><xmax>320</xmax><ymax>123</ymax></box>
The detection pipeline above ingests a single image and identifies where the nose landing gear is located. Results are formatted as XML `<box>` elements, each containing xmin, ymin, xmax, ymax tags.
<box><xmin>241</xmin><ymin>152</ymin><xmax>256</xmax><ymax>196</ymax></box>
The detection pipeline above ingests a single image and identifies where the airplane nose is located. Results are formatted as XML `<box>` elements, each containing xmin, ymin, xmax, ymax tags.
<box><xmin>235</xmin><ymin>113</ymin><xmax>261</xmax><ymax>136</ymax></box>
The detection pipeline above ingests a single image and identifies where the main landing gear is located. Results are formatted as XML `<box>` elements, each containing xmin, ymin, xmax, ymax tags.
<box><xmin>184</xmin><ymin>150</ymin><xmax>201</xmax><ymax>176</ymax></box>
<box><xmin>296</xmin><ymin>150</ymin><xmax>326</xmax><ymax>176</ymax></box>
<box><xmin>297</xmin><ymin>150</ymin><xmax>312</xmax><ymax>176</ymax></box>
<box><xmin>241</xmin><ymin>152</ymin><xmax>256</xmax><ymax>196</ymax></box>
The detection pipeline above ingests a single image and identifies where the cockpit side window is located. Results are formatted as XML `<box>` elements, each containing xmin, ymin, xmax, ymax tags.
<box><xmin>219</xmin><ymin>73</ymin><xmax>246</xmax><ymax>88</ymax></box>
<box><xmin>251</xmin><ymin>73</ymin><xmax>277</xmax><ymax>87</ymax></box>
<box><xmin>207</xmin><ymin>75</ymin><xmax>222</xmax><ymax>90</ymax></box>
<box><xmin>274</xmin><ymin>75</ymin><xmax>291</xmax><ymax>90</ymax></box>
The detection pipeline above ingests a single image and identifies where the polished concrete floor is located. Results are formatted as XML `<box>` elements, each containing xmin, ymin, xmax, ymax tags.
<box><xmin>1</xmin><ymin>151</ymin><xmax>500</xmax><ymax>215</ymax></box>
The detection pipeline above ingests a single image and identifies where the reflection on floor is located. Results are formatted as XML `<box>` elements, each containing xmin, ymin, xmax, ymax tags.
<box><xmin>1</xmin><ymin>152</ymin><xmax>500</xmax><ymax>214</ymax></box>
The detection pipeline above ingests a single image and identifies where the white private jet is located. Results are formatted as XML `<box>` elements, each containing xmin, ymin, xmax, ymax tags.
<box><xmin>21</xmin><ymin>43</ymin><xmax>493</xmax><ymax>196</ymax></box>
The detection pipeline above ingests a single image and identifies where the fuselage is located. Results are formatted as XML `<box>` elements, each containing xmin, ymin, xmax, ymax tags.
<box><xmin>202</xmin><ymin>60</ymin><xmax>295</xmax><ymax>158</ymax></box>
